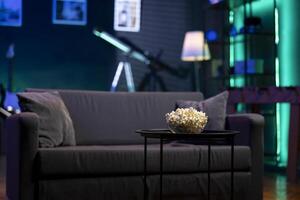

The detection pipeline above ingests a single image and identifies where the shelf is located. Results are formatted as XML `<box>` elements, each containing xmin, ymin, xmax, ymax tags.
<box><xmin>208</xmin><ymin>41</ymin><xmax>231</xmax><ymax>45</ymax></box>
<box><xmin>204</xmin><ymin>0</ymin><xmax>277</xmax><ymax>96</ymax></box>
<box><xmin>207</xmin><ymin>0</ymin><xmax>261</xmax><ymax>10</ymax></box>
<box><xmin>211</xmin><ymin>73</ymin><xmax>275</xmax><ymax>80</ymax></box>
<box><xmin>206</xmin><ymin>1</ymin><xmax>229</xmax><ymax>10</ymax></box>
<box><xmin>207</xmin><ymin>32</ymin><xmax>274</xmax><ymax>45</ymax></box>
<box><xmin>231</xmin><ymin>73</ymin><xmax>274</xmax><ymax>77</ymax></box>
<box><xmin>237</xmin><ymin>32</ymin><xmax>275</xmax><ymax>36</ymax></box>
<box><xmin>229</xmin><ymin>0</ymin><xmax>261</xmax><ymax>9</ymax></box>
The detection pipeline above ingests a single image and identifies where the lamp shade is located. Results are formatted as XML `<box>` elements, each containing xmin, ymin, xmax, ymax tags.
<box><xmin>181</xmin><ymin>31</ymin><xmax>211</xmax><ymax>62</ymax></box>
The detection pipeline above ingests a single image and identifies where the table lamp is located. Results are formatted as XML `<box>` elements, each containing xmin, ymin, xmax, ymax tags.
<box><xmin>181</xmin><ymin>31</ymin><xmax>211</xmax><ymax>91</ymax></box>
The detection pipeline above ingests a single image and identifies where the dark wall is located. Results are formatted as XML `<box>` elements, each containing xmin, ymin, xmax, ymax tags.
<box><xmin>115</xmin><ymin>0</ymin><xmax>207</xmax><ymax>92</ymax></box>
<box><xmin>0</xmin><ymin>0</ymin><xmax>209</xmax><ymax>92</ymax></box>
<box><xmin>0</xmin><ymin>0</ymin><xmax>115</xmax><ymax>92</ymax></box>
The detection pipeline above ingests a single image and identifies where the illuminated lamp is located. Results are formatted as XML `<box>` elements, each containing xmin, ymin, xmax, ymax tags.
<box><xmin>181</xmin><ymin>31</ymin><xmax>211</xmax><ymax>91</ymax></box>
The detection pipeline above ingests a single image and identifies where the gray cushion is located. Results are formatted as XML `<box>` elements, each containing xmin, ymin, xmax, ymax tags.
<box><xmin>176</xmin><ymin>91</ymin><xmax>229</xmax><ymax>130</ymax></box>
<box><xmin>17</xmin><ymin>92</ymin><xmax>76</xmax><ymax>147</ymax></box>
<box><xmin>37</xmin><ymin>144</ymin><xmax>251</xmax><ymax>176</ymax></box>
<box><xmin>26</xmin><ymin>90</ymin><xmax>204</xmax><ymax>145</ymax></box>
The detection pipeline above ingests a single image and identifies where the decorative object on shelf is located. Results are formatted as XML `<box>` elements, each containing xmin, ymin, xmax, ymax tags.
<box><xmin>234</xmin><ymin>59</ymin><xmax>264</xmax><ymax>74</ymax></box>
<box><xmin>165</xmin><ymin>107</ymin><xmax>208</xmax><ymax>134</ymax></box>
<box><xmin>52</xmin><ymin>0</ymin><xmax>87</xmax><ymax>26</ymax></box>
<box><xmin>211</xmin><ymin>59</ymin><xmax>224</xmax><ymax>77</ymax></box>
<box><xmin>0</xmin><ymin>0</ymin><xmax>22</xmax><ymax>27</ymax></box>
<box><xmin>229</xmin><ymin>25</ymin><xmax>238</xmax><ymax>37</ymax></box>
<box><xmin>181</xmin><ymin>31</ymin><xmax>211</xmax><ymax>91</ymax></box>
<box><xmin>114</xmin><ymin>0</ymin><xmax>141</xmax><ymax>32</ymax></box>
<box><xmin>205</xmin><ymin>29</ymin><xmax>218</xmax><ymax>42</ymax></box>
<box><xmin>239</xmin><ymin>17</ymin><xmax>262</xmax><ymax>34</ymax></box>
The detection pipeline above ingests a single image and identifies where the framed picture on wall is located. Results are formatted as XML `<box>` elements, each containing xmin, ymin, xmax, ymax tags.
<box><xmin>53</xmin><ymin>0</ymin><xmax>87</xmax><ymax>26</ymax></box>
<box><xmin>0</xmin><ymin>0</ymin><xmax>22</xmax><ymax>27</ymax></box>
<box><xmin>114</xmin><ymin>0</ymin><xmax>141</xmax><ymax>32</ymax></box>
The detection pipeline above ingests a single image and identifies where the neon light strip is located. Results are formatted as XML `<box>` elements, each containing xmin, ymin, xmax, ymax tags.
<box><xmin>275</xmin><ymin>7</ymin><xmax>279</xmax><ymax>88</ymax></box>
<box><xmin>274</xmin><ymin>4</ymin><xmax>283</xmax><ymax>164</ymax></box>
<box><xmin>275</xmin><ymin>8</ymin><xmax>279</xmax><ymax>45</ymax></box>
<box><xmin>274</xmin><ymin>5</ymin><xmax>281</xmax><ymax>163</ymax></box>
<box><xmin>275</xmin><ymin>58</ymin><xmax>280</xmax><ymax>86</ymax></box>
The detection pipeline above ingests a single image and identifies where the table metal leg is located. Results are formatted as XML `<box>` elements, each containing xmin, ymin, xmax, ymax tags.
<box><xmin>160</xmin><ymin>137</ymin><xmax>163</xmax><ymax>200</ymax></box>
<box><xmin>208</xmin><ymin>141</ymin><xmax>211</xmax><ymax>200</ymax></box>
<box><xmin>231</xmin><ymin>136</ymin><xmax>234</xmax><ymax>200</ymax></box>
<box><xmin>144</xmin><ymin>137</ymin><xmax>148</xmax><ymax>200</ymax></box>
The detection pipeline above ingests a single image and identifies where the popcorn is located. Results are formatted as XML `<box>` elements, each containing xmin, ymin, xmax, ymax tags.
<box><xmin>165</xmin><ymin>107</ymin><xmax>208</xmax><ymax>134</ymax></box>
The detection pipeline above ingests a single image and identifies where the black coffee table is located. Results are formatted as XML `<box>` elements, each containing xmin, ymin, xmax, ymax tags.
<box><xmin>136</xmin><ymin>129</ymin><xmax>239</xmax><ymax>200</ymax></box>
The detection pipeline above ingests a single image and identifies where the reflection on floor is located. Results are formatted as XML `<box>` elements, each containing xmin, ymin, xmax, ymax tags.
<box><xmin>264</xmin><ymin>172</ymin><xmax>300</xmax><ymax>200</ymax></box>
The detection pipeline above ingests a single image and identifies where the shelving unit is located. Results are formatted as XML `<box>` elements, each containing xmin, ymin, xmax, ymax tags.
<box><xmin>204</xmin><ymin>0</ymin><xmax>279</xmax><ymax>165</ymax></box>
<box><xmin>204</xmin><ymin>0</ymin><xmax>277</xmax><ymax>88</ymax></box>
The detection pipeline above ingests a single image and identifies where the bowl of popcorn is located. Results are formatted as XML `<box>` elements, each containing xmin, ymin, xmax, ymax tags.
<box><xmin>165</xmin><ymin>107</ymin><xmax>208</xmax><ymax>134</ymax></box>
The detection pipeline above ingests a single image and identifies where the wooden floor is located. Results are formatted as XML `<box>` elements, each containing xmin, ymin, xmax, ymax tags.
<box><xmin>0</xmin><ymin>173</ymin><xmax>299</xmax><ymax>199</ymax></box>
<box><xmin>264</xmin><ymin>173</ymin><xmax>300</xmax><ymax>200</ymax></box>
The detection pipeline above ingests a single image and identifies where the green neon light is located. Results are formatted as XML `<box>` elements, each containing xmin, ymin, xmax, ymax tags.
<box><xmin>275</xmin><ymin>8</ymin><xmax>279</xmax><ymax>45</ymax></box>
<box><xmin>230</xmin><ymin>38</ymin><xmax>234</xmax><ymax>67</ymax></box>
<box><xmin>275</xmin><ymin>6</ymin><xmax>281</xmax><ymax>163</ymax></box>
<box><xmin>276</xmin><ymin>103</ymin><xmax>281</xmax><ymax>161</ymax></box>
<box><xmin>278</xmin><ymin>0</ymin><xmax>299</xmax><ymax>167</ymax></box>
<box><xmin>230</xmin><ymin>78</ymin><xmax>235</xmax><ymax>87</ymax></box>
<box><xmin>251</xmin><ymin>0</ymin><xmax>274</xmax><ymax>13</ymax></box>
<box><xmin>275</xmin><ymin>58</ymin><xmax>280</xmax><ymax>86</ymax></box>
<box><xmin>229</xmin><ymin>11</ymin><xmax>234</xmax><ymax>23</ymax></box>
<box><xmin>229</xmin><ymin>5</ymin><xmax>246</xmax><ymax>88</ymax></box>
<box><xmin>278</xmin><ymin>104</ymin><xmax>289</xmax><ymax>166</ymax></box>
<box><xmin>234</xmin><ymin>76</ymin><xmax>245</xmax><ymax>87</ymax></box>
<box><xmin>229</xmin><ymin>0</ymin><xmax>290</xmax><ymax>165</ymax></box>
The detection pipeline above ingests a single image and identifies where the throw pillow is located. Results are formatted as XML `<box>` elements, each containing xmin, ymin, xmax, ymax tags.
<box><xmin>176</xmin><ymin>91</ymin><xmax>229</xmax><ymax>130</ymax></box>
<box><xmin>17</xmin><ymin>92</ymin><xmax>76</xmax><ymax>147</ymax></box>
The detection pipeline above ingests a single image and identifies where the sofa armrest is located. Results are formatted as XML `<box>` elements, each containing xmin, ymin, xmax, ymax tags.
<box><xmin>225</xmin><ymin>113</ymin><xmax>264</xmax><ymax>200</ymax></box>
<box><xmin>6</xmin><ymin>112</ymin><xmax>39</xmax><ymax>200</ymax></box>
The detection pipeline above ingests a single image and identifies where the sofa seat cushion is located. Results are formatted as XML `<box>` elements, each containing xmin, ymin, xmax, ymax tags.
<box><xmin>37</xmin><ymin>144</ymin><xmax>251</xmax><ymax>177</ymax></box>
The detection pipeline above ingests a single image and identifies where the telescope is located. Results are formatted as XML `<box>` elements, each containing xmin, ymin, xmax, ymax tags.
<box><xmin>93</xmin><ymin>29</ymin><xmax>150</xmax><ymax>65</ymax></box>
<box><xmin>93</xmin><ymin>28</ymin><xmax>187</xmax><ymax>91</ymax></box>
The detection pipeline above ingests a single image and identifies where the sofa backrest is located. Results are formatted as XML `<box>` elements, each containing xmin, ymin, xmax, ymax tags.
<box><xmin>26</xmin><ymin>89</ymin><xmax>203</xmax><ymax>145</ymax></box>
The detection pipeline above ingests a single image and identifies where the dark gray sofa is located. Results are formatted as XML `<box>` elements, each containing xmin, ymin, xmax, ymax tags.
<box><xmin>6</xmin><ymin>90</ymin><xmax>264</xmax><ymax>200</ymax></box>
